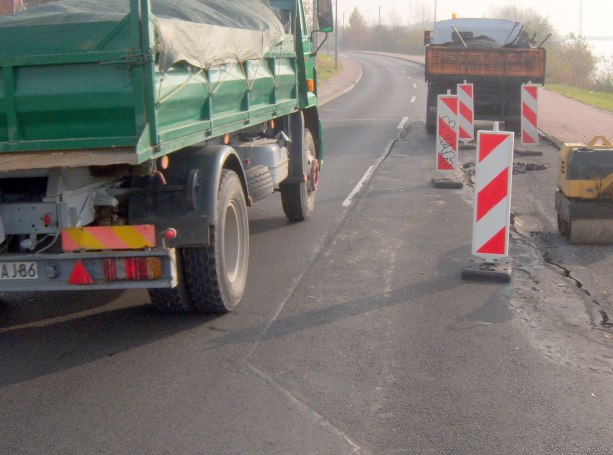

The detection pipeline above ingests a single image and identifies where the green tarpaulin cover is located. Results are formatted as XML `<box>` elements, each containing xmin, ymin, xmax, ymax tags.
<box><xmin>0</xmin><ymin>0</ymin><xmax>285</xmax><ymax>70</ymax></box>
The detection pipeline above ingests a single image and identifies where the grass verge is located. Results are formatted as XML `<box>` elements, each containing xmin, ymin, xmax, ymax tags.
<box><xmin>316</xmin><ymin>54</ymin><xmax>342</xmax><ymax>81</ymax></box>
<box><xmin>545</xmin><ymin>83</ymin><xmax>613</xmax><ymax>113</ymax></box>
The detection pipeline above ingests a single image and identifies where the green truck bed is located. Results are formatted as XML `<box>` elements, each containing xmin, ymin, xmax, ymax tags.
<box><xmin>0</xmin><ymin>0</ymin><xmax>305</xmax><ymax>169</ymax></box>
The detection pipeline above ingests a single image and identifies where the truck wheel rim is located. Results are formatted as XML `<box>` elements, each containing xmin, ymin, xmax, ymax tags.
<box><xmin>309</xmin><ymin>158</ymin><xmax>320</xmax><ymax>192</ymax></box>
<box><xmin>223</xmin><ymin>200</ymin><xmax>241</xmax><ymax>283</ymax></box>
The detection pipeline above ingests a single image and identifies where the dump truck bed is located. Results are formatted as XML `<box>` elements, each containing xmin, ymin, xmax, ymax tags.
<box><xmin>0</xmin><ymin>0</ymin><xmax>303</xmax><ymax>171</ymax></box>
<box><xmin>425</xmin><ymin>46</ymin><xmax>546</xmax><ymax>82</ymax></box>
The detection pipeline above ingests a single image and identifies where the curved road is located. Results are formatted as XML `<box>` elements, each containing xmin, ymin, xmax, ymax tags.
<box><xmin>1</xmin><ymin>53</ymin><xmax>611</xmax><ymax>455</ymax></box>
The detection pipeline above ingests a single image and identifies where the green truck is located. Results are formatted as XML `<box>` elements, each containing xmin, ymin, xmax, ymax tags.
<box><xmin>0</xmin><ymin>0</ymin><xmax>332</xmax><ymax>312</ymax></box>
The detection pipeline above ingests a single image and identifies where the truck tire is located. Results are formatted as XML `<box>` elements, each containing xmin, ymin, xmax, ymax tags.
<box><xmin>281</xmin><ymin>129</ymin><xmax>317</xmax><ymax>221</ymax></box>
<box><xmin>148</xmin><ymin>253</ymin><xmax>193</xmax><ymax>313</ymax></box>
<box><xmin>505</xmin><ymin>120</ymin><xmax>521</xmax><ymax>135</ymax></box>
<box><xmin>426</xmin><ymin>85</ymin><xmax>438</xmax><ymax>134</ymax></box>
<box><xmin>182</xmin><ymin>169</ymin><xmax>249</xmax><ymax>313</ymax></box>
<box><xmin>426</xmin><ymin>121</ymin><xmax>436</xmax><ymax>135</ymax></box>
<box><xmin>246</xmin><ymin>165</ymin><xmax>274</xmax><ymax>202</ymax></box>
<box><xmin>505</xmin><ymin>83</ymin><xmax>522</xmax><ymax>134</ymax></box>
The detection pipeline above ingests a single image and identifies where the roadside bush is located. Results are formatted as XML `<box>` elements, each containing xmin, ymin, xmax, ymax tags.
<box><xmin>592</xmin><ymin>70</ymin><xmax>613</xmax><ymax>93</ymax></box>
<box><xmin>396</xmin><ymin>28</ymin><xmax>426</xmax><ymax>55</ymax></box>
<box><xmin>546</xmin><ymin>34</ymin><xmax>597</xmax><ymax>88</ymax></box>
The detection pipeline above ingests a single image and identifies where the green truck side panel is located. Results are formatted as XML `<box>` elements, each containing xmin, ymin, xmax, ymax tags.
<box><xmin>0</xmin><ymin>0</ymin><xmax>318</xmax><ymax>163</ymax></box>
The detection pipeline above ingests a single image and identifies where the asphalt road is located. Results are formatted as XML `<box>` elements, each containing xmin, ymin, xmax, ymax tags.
<box><xmin>1</xmin><ymin>52</ymin><xmax>612</xmax><ymax>455</ymax></box>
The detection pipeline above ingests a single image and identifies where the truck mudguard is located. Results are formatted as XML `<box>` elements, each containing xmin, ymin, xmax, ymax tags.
<box><xmin>129</xmin><ymin>145</ymin><xmax>248</xmax><ymax>248</ymax></box>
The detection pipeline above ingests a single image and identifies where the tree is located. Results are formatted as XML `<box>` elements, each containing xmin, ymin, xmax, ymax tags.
<box><xmin>490</xmin><ymin>3</ymin><xmax>554</xmax><ymax>47</ymax></box>
<box><xmin>345</xmin><ymin>7</ymin><xmax>369</xmax><ymax>50</ymax></box>
<box><xmin>547</xmin><ymin>34</ymin><xmax>597</xmax><ymax>87</ymax></box>
<box><xmin>491</xmin><ymin>3</ymin><xmax>597</xmax><ymax>88</ymax></box>
<box><xmin>411</xmin><ymin>0</ymin><xmax>433</xmax><ymax>28</ymax></box>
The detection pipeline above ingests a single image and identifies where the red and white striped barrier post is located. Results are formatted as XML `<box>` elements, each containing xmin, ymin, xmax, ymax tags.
<box><xmin>436</xmin><ymin>92</ymin><xmax>459</xmax><ymax>171</ymax></box>
<box><xmin>521</xmin><ymin>82</ymin><xmax>539</xmax><ymax>145</ymax></box>
<box><xmin>457</xmin><ymin>82</ymin><xmax>474</xmax><ymax>144</ymax></box>
<box><xmin>471</xmin><ymin>123</ymin><xmax>514</xmax><ymax>259</ymax></box>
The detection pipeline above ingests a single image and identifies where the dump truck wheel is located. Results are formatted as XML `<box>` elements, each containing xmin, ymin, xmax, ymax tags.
<box><xmin>281</xmin><ymin>130</ymin><xmax>317</xmax><ymax>221</ymax></box>
<box><xmin>506</xmin><ymin>120</ymin><xmax>521</xmax><ymax>135</ymax></box>
<box><xmin>148</xmin><ymin>253</ymin><xmax>193</xmax><ymax>313</ymax></box>
<box><xmin>182</xmin><ymin>170</ymin><xmax>249</xmax><ymax>313</ymax></box>
<box><xmin>425</xmin><ymin>85</ymin><xmax>438</xmax><ymax>134</ymax></box>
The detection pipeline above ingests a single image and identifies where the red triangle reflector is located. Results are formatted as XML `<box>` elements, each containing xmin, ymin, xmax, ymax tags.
<box><xmin>69</xmin><ymin>260</ymin><xmax>94</xmax><ymax>285</ymax></box>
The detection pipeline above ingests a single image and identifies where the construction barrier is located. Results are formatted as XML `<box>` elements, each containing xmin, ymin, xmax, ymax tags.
<box><xmin>472</xmin><ymin>124</ymin><xmax>514</xmax><ymax>258</ymax></box>
<box><xmin>521</xmin><ymin>83</ymin><xmax>539</xmax><ymax>145</ymax></box>
<box><xmin>457</xmin><ymin>82</ymin><xmax>474</xmax><ymax>144</ymax></box>
<box><xmin>436</xmin><ymin>93</ymin><xmax>459</xmax><ymax>171</ymax></box>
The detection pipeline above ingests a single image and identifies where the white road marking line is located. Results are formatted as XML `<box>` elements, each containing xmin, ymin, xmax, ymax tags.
<box><xmin>401</xmin><ymin>70</ymin><xmax>406</xmax><ymax>74</ymax></box>
<box><xmin>343</xmin><ymin>166</ymin><xmax>374</xmax><ymax>208</ymax></box>
<box><xmin>397</xmin><ymin>116</ymin><xmax>409</xmax><ymax>129</ymax></box>
<box><xmin>245</xmin><ymin>363</ymin><xmax>364</xmax><ymax>453</ymax></box>
<box><xmin>342</xmin><ymin>140</ymin><xmax>395</xmax><ymax>208</ymax></box>
<box><xmin>413</xmin><ymin>83</ymin><xmax>418</xmax><ymax>89</ymax></box>
<box><xmin>411</xmin><ymin>96</ymin><xmax>416</xmax><ymax>103</ymax></box>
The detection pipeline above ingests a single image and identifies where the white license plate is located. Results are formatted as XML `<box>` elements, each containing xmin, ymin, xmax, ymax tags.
<box><xmin>0</xmin><ymin>261</ymin><xmax>38</xmax><ymax>280</ymax></box>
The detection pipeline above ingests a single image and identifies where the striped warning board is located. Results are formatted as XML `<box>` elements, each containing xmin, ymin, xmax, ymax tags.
<box><xmin>521</xmin><ymin>83</ymin><xmax>539</xmax><ymax>145</ymax></box>
<box><xmin>457</xmin><ymin>82</ymin><xmax>474</xmax><ymax>144</ymax></box>
<box><xmin>472</xmin><ymin>128</ymin><xmax>514</xmax><ymax>258</ymax></box>
<box><xmin>436</xmin><ymin>93</ymin><xmax>459</xmax><ymax>171</ymax></box>
<box><xmin>62</xmin><ymin>225</ymin><xmax>156</xmax><ymax>251</ymax></box>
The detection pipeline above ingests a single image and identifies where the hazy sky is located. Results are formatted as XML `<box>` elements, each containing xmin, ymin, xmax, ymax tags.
<box><xmin>337</xmin><ymin>0</ymin><xmax>612</xmax><ymax>37</ymax></box>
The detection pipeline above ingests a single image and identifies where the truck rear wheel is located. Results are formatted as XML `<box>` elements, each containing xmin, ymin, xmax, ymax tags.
<box><xmin>148</xmin><ymin>253</ymin><xmax>192</xmax><ymax>313</ymax></box>
<box><xmin>183</xmin><ymin>169</ymin><xmax>249</xmax><ymax>313</ymax></box>
<box><xmin>281</xmin><ymin>129</ymin><xmax>317</xmax><ymax>221</ymax></box>
<box><xmin>426</xmin><ymin>85</ymin><xmax>438</xmax><ymax>134</ymax></box>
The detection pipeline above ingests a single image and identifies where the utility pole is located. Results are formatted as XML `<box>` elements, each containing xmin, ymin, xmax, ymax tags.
<box><xmin>342</xmin><ymin>12</ymin><xmax>346</xmax><ymax>50</ymax></box>
<box><xmin>377</xmin><ymin>5</ymin><xmax>383</xmax><ymax>51</ymax></box>
<box><xmin>434</xmin><ymin>0</ymin><xmax>437</xmax><ymax>25</ymax></box>
<box><xmin>334</xmin><ymin>0</ymin><xmax>338</xmax><ymax>68</ymax></box>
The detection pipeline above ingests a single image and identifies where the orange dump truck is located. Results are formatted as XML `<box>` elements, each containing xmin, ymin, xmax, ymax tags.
<box><xmin>424</xmin><ymin>18</ymin><xmax>546</xmax><ymax>133</ymax></box>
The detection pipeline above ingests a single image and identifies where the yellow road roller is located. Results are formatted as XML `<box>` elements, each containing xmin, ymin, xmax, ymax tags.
<box><xmin>555</xmin><ymin>136</ymin><xmax>613</xmax><ymax>244</ymax></box>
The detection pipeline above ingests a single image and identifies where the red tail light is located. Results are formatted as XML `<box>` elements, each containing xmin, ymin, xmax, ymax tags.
<box><xmin>103</xmin><ymin>257</ymin><xmax>162</xmax><ymax>281</ymax></box>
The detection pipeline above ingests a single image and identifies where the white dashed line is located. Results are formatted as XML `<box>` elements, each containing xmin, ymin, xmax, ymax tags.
<box><xmin>397</xmin><ymin>116</ymin><xmax>409</xmax><ymax>129</ymax></box>
<box><xmin>411</xmin><ymin>96</ymin><xmax>416</xmax><ymax>103</ymax></box>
